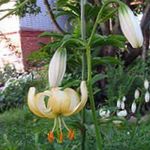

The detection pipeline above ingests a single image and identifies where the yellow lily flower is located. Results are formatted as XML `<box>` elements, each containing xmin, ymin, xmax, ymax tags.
<box><xmin>28</xmin><ymin>81</ymin><xmax>87</xmax><ymax>118</ymax></box>
<box><xmin>27</xmin><ymin>49</ymin><xmax>88</xmax><ymax>143</ymax></box>
<box><xmin>28</xmin><ymin>81</ymin><xmax>88</xmax><ymax>143</ymax></box>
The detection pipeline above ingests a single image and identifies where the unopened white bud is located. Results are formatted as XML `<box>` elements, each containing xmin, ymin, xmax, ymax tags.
<box><xmin>118</xmin><ymin>3</ymin><xmax>143</xmax><ymax>48</ymax></box>
<box><xmin>99</xmin><ymin>109</ymin><xmax>110</xmax><ymax>118</ymax></box>
<box><xmin>134</xmin><ymin>89</ymin><xmax>140</xmax><ymax>99</ymax></box>
<box><xmin>145</xmin><ymin>91</ymin><xmax>150</xmax><ymax>103</ymax></box>
<box><xmin>131</xmin><ymin>101</ymin><xmax>136</xmax><ymax>113</ymax></box>
<box><xmin>49</xmin><ymin>49</ymin><xmax>67</xmax><ymax>88</ymax></box>
<box><xmin>117</xmin><ymin>100</ymin><xmax>121</xmax><ymax>109</ymax></box>
<box><xmin>120</xmin><ymin>101</ymin><xmax>125</xmax><ymax>110</ymax></box>
<box><xmin>117</xmin><ymin>110</ymin><xmax>127</xmax><ymax>117</ymax></box>
<box><xmin>122</xmin><ymin>96</ymin><xmax>126</xmax><ymax>102</ymax></box>
<box><xmin>144</xmin><ymin>79</ymin><xmax>149</xmax><ymax>90</ymax></box>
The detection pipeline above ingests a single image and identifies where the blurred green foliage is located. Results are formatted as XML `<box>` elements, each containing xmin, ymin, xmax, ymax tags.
<box><xmin>0</xmin><ymin>107</ymin><xmax>150</xmax><ymax>149</ymax></box>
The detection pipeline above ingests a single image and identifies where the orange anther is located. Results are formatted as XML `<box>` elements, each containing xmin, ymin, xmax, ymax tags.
<box><xmin>59</xmin><ymin>132</ymin><xmax>63</xmax><ymax>143</ymax></box>
<box><xmin>68</xmin><ymin>129</ymin><xmax>74</xmax><ymax>141</ymax></box>
<box><xmin>48</xmin><ymin>131</ymin><xmax>54</xmax><ymax>143</ymax></box>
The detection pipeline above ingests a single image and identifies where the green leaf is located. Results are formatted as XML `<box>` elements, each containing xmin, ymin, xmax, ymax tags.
<box><xmin>62</xmin><ymin>79</ymin><xmax>80</xmax><ymax>89</ymax></box>
<box><xmin>56</xmin><ymin>0</ymin><xmax>70</xmax><ymax>7</ymax></box>
<box><xmin>92</xmin><ymin>56</ymin><xmax>121</xmax><ymax>66</ymax></box>
<box><xmin>39</xmin><ymin>32</ymin><xmax>63</xmax><ymax>39</ymax></box>
<box><xmin>55</xmin><ymin>10</ymin><xmax>78</xmax><ymax>18</ymax></box>
<box><xmin>61</xmin><ymin>35</ymin><xmax>85</xmax><ymax>47</ymax></box>
<box><xmin>92</xmin><ymin>74</ymin><xmax>107</xmax><ymax>84</ymax></box>
<box><xmin>93</xmin><ymin>88</ymin><xmax>101</xmax><ymax>95</ymax></box>
<box><xmin>91</xmin><ymin>34</ymin><xmax>126</xmax><ymax>48</ymax></box>
<box><xmin>99</xmin><ymin>8</ymin><xmax>118</xmax><ymax>23</ymax></box>
<box><xmin>85</xmin><ymin>3</ymin><xmax>100</xmax><ymax>19</ymax></box>
<box><xmin>107</xmin><ymin>35</ymin><xmax>126</xmax><ymax>48</ymax></box>
<box><xmin>90</xmin><ymin>34</ymin><xmax>106</xmax><ymax>47</ymax></box>
<box><xmin>65</xmin><ymin>4</ymin><xmax>80</xmax><ymax>16</ymax></box>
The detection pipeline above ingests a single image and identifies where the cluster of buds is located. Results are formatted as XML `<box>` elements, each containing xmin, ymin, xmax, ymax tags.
<box><xmin>144</xmin><ymin>79</ymin><xmax>150</xmax><ymax>103</ymax></box>
<box><xmin>131</xmin><ymin>89</ymin><xmax>140</xmax><ymax>114</ymax></box>
<box><xmin>116</xmin><ymin>96</ymin><xmax>127</xmax><ymax>117</ymax></box>
<box><xmin>99</xmin><ymin>108</ymin><xmax>110</xmax><ymax>119</ymax></box>
<box><xmin>28</xmin><ymin>49</ymin><xmax>88</xmax><ymax>143</ymax></box>
<box><xmin>99</xmin><ymin>80</ymin><xmax>150</xmax><ymax>125</ymax></box>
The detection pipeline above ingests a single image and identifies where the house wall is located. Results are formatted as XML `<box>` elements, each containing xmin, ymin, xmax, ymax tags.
<box><xmin>0</xmin><ymin>0</ymin><xmax>67</xmax><ymax>72</ymax></box>
<box><xmin>0</xmin><ymin>1</ymin><xmax>24</xmax><ymax>72</ymax></box>
<box><xmin>20</xmin><ymin>30</ymin><xmax>51</xmax><ymax>67</ymax></box>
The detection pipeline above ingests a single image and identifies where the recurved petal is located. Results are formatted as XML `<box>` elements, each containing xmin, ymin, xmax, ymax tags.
<box><xmin>63</xmin><ymin>88</ymin><xmax>80</xmax><ymax>114</ymax></box>
<box><xmin>63</xmin><ymin>81</ymin><xmax>88</xmax><ymax>116</ymax></box>
<box><xmin>28</xmin><ymin>87</ymin><xmax>45</xmax><ymax>117</ymax></box>
<box><xmin>34</xmin><ymin>92</ymin><xmax>56</xmax><ymax>119</ymax></box>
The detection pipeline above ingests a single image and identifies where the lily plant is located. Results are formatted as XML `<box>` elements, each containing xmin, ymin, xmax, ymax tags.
<box><xmin>27</xmin><ymin>0</ymin><xmax>144</xmax><ymax>149</ymax></box>
<box><xmin>28</xmin><ymin>48</ymin><xmax>88</xmax><ymax>143</ymax></box>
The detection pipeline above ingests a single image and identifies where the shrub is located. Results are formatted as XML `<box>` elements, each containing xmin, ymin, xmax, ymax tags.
<box><xmin>0</xmin><ymin>65</ymin><xmax>48</xmax><ymax>112</ymax></box>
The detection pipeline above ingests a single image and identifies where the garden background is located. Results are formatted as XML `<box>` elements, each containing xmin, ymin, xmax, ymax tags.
<box><xmin>0</xmin><ymin>0</ymin><xmax>150</xmax><ymax>150</ymax></box>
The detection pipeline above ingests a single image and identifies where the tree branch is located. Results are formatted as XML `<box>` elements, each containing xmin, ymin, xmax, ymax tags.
<box><xmin>43</xmin><ymin>0</ymin><xmax>65</xmax><ymax>34</ymax></box>
<box><xmin>141</xmin><ymin>3</ymin><xmax>150</xmax><ymax>61</ymax></box>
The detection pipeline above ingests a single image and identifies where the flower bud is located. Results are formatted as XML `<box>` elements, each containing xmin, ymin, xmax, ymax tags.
<box><xmin>122</xmin><ymin>96</ymin><xmax>126</xmax><ymax>102</ymax></box>
<box><xmin>118</xmin><ymin>3</ymin><xmax>143</xmax><ymax>48</ymax></box>
<box><xmin>144</xmin><ymin>79</ymin><xmax>149</xmax><ymax>90</ymax></box>
<box><xmin>131</xmin><ymin>101</ymin><xmax>136</xmax><ymax>113</ymax></box>
<box><xmin>145</xmin><ymin>91</ymin><xmax>150</xmax><ymax>103</ymax></box>
<box><xmin>134</xmin><ymin>89</ymin><xmax>140</xmax><ymax>99</ymax></box>
<box><xmin>117</xmin><ymin>100</ymin><xmax>121</xmax><ymax>109</ymax></box>
<box><xmin>120</xmin><ymin>101</ymin><xmax>125</xmax><ymax>110</ymax></box>
<box><xmin>117</xmin><ymin>110</ymin><xmax>127</xmax><ymax>117</ymax></box>
<box><xmin>99</xmin><ymin>108</ymin><xmax>110</xmax><ymax>118</ymax></box>
<box><xmin>49</xmin><ymin>49</ymin><xmax>67</xmax><ymax>88</ymax></box>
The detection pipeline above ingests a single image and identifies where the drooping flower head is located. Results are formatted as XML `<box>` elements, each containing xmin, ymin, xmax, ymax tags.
<box><xmin>131</xmin><ymin>101</ymin><xmax>136</xmax><ymax>113</ymax></box>
<box><xmin>144</xmin><ymin>79</ymin><xmax>149</xmax><ymax>90</ymax></box>
<box><xmin>117</xmin><ymin>109</ymin><xmax>127</xmax><ymax>117</ymax></box>
<box><xmin>145</xmin><ymin>91</ymin><xmax>150</xmax><ymax>103</ymax></box>
<box><xmin>27</xmin><ymin>49</ymin><xmax>88</xmax><ymax>143</ymax></box>
<box><xmin>134</xmin><ymin>89</ymin><xmax>140</xmax><ymax>99</ymax></box>
<box><xmin>118</xmin><ymin>3</ymin><xmax>143</xmax><ymax>48</ymax></box>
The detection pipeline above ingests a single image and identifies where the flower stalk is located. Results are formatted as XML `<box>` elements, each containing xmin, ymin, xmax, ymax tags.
<box><xmin>81</xmin><ymin>0</ymin><xmax>87</xmax><ymax>149</ymax></box>
<box><xmin>85</xmin><ymin>1</ymin><xmax>119</xmax><ymax>149</ymax></box>
<box><xmin>86</xmin><ymin>46</ymin><xmax>103</xmax><ymax>150</ymax></box>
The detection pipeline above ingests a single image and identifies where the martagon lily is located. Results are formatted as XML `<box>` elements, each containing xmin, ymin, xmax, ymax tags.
<box><xmin>27</xmin><ymin>48</ymin><xmax>88</xmax><ymax>143</ymax></box>
<box><xmin>118</xmin><ymin>3</ymin><xmax>143</xmax><ymax>48</ymax></box>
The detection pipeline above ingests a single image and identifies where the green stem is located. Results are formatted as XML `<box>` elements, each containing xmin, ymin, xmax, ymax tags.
<box><xmin>88</xmin><ymin>0</ymin><xmax>119</xmax><ymax>46</ymax></box>
<box><xmin>82</xmin><ymin>0</ymin><xmax>120</xmax><ymax>149</ymax></box>
<box><xmin>81</xmin><ymin>0</ymin><xmax>86</xmax><ymax>150</ymax></box>
<box><xmin>86</xmin><ymin>46</ymin><xmax>103</xmax><ymax>150</ymax></box>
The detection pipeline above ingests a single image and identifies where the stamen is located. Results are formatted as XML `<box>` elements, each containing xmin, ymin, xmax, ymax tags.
<box><xmin>52</xmin><ymin>118</ymin><xmax>57</xmax><ymax>132</ymax></box>
<box><xmin>58</xmin><ymin>117</ymin><xmax>63</xmax><ymax>143</ymax></box>
<box><xmin>47</xmin><ymin>118</ymin><xmax>57</xmax><ymax>143</ymax></box>
<box><xmin>61</xmin><ymin>118</ymin><xmax>70</xmax><ymax>131</ymax></box>
<box><xmin>59</xmin><ymin>132</ymin><xmax>63</xmax><ymax>143</ymax></box>
<box><xmin>48</xmin><ymin>131</ymin><xmax>54</xmax><ymax>143</ymax></box>
<box><xmin>68</xmin><ymin>129</ymin><xmax>75</xmax><ymax>141</ymax></box>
